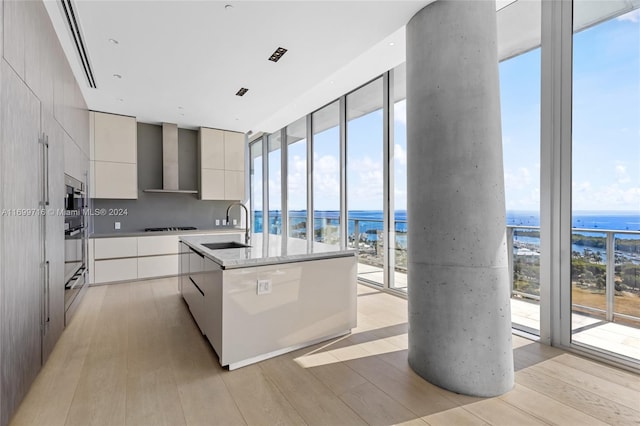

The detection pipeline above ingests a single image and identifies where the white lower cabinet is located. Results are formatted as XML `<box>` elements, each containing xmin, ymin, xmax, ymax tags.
<box><xmin>203</xmin><ymin>258</ymin><xmax>223</xmax><ymax>356</ymax></box>
<box><xmin>138</xmin><ymin>254</ymin><xmax>179</xmax><ymax>279</ymax></box>
<box><xmin>184</xmin><ymin>274</ymin><xmax>205</xmax><ymax>334</ymax></box>
<box><xmin>138</xmin><ymin>235</ymin><xmax>179</xmax><ymax>256</ymax></box>
<box><xmin>94</xmin><ymin>258</ymin><xmax>137</xmax><ymax>283</ymax></box>
<box><xmin>90</xmin><ymin>232</ymin><xmax>242</xmax><ymax>284</ymax></box>
<box><xmin>94</xmin><ymin>237</ymin><xmax>137</xmax><ymax>259</ymax></box>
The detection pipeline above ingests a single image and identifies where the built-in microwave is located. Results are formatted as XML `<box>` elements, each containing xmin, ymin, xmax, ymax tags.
<box><xmin>64</xmin><ymin>175</ymin><xmax>85</xmax><ymax>233</ymax></box>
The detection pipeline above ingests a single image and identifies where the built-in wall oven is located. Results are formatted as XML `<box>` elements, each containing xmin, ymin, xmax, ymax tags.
<box><xmin>64</xmin><ymin>174</ymin><xmax>87</xmax><ymax>324</ymax></box>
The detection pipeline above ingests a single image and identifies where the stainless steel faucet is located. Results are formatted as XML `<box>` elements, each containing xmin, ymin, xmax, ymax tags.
<box><xmin>225</xmin><ymin>202</ymin><xmax>251</xmax><ymax>245</ymax></box>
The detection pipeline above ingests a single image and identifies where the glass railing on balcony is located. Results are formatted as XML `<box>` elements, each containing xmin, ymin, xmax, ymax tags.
<box><xmin>507</xmin><ymin>225</ymin><xmax>640</xmax><ymax>328</ymax></box>
<box><xmin>506</xmin><ymin>226</ymin><xmax>541</xmax><ymax>302</ymax></box>
<box><xmin>570</xmin><ymin>229</ymin><xmax>640</xmax><ymax>327</ymax></box>
<box><xmin>347</xmin><ymin>217</ymin><xmax>407</xmax><ymax>289</ymax></box>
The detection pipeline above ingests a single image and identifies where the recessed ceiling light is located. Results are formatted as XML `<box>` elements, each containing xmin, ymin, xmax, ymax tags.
<box><xmin>236</xmin><ymin>87</ymin><xmax>249</xmax><ymax>96</ymax></box>
<box><xmin>389</xmin><ymin>42</ymin><xmax>395</xmax><ymax>46</ymax></box>
<box><xmin>268</xmin><ymin>47</ymin><xmax>288</xmax><ymax>62</ymax></box>
<box><xmin>113</xmin><ymin>73</ymin><xmax>122</xmax><ymax>79</ymax></box>
<box><xmin>109</xmin><ymin>38</ymin><xmax>119</xmax><ymax>45</ymax></box>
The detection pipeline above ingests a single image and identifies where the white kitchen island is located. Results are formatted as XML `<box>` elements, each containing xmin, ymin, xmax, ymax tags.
<box><xmin>179</xmin><ymin>233</ymin><xmax>357</xmax><ymax>370</ymax></box>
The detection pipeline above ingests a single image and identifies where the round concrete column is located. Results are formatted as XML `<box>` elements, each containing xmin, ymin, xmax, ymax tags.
<box><xmin>406</xmin><ymin>0</ymin><xmax>514</xmax><ymax>397</ymax></box>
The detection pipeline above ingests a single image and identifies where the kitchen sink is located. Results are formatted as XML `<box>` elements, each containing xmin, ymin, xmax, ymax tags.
<box><xmin>202</xmin><ymin>241</ymin><xmax>250</xmax><ymax>250</ymax></box>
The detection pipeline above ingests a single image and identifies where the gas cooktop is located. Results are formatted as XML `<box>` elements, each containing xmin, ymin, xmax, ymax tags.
<box><xmin>144</xmin><ymin>226</ymin><xmax>197</xmax><ymax>232</ymax></box>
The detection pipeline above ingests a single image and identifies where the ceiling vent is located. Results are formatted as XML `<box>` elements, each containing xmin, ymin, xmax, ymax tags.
<box><xmin>236</xmin><ymin>88</ymin><xmax>249</xmax><ymax>97</ymax></box>
<box><xmin>60</xmin><ymin>0</ymin><xmax>97</xmax><ymax>88</ymax></box>
<box><xmin>268</xmin><ymin>47</ymin><xmax>288</xmax><ymax>62</ymax></box>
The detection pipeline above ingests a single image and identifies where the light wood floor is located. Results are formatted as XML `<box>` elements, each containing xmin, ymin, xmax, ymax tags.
<box><xmin>10</xmin><ymin>278</ymin><xmax>640</xmax><ymax>426</ymax></box>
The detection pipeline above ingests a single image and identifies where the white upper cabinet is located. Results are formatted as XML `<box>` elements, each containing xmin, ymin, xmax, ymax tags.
<box><xmin>93</xmin><ymin>111</ymin><xmax>137</xmax><ymax>163</ymax></box>
<box><xmin>90</xmin><ymin>111</ymin><xmax>138</xmax><ymax>199</ymax></box>
<box><xmin>200</xmin><ymin>127</ymin><xmax>224</xmax><ymax>170</ymax></box>
<box><xmin>199</xmin><ymin>128</ymin><xmax>245</xmax><ymax>200</ymax></box>
<box><xmin>224</xmin><ymin>131</ymin><xmax>245</xmax><ymax>171</ymax></box>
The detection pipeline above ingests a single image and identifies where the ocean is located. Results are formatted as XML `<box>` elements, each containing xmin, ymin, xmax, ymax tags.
<box><xmin>254</xmin><ymin>210</ymin><xmax>640</xmax><ymax>257</ymax></box>
<box><xmin>256</xmin><ymin>210</ymin><xmax>639</xmax><ymax>234</ymax></box>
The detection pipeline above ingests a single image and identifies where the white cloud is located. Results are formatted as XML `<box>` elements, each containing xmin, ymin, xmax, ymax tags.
<box><xmin>504</xmin><ymin>167</ymin><xmax>532</xmax><ymax>191</ymax></box>
<box><xmin>394</xmin><ymin>99</ymin><xmax>407</xmax><ymax>126</ymax></box>
<box><xmin>617</xmin><ymin>9</ymin><xmax>640</xmax><ymax>23</ymax></box>
<box><xmin>313</xmin><ymin>154</ymin><xmax>340</xmax><ymax>209</ymax></box>
<box><xmin>504</xmin><ymin>165</ymin><xmax>541</xmax><ymax>210</ymax></box>
<box><xmin>394</xmin><ymin>143</ymin><xmax>407</xmax><ymax>167</ymax></box>
<box><xmin>347</xmin><ymin>157</ymin><xmax>384</xmax><ymax>209</ymax></box>
<box><xmin>287</xmin><ymin>155</ymin><xmax>307</xmax><ymax>209</ymax></box>
<box><xmin>615</xmin><ymin>164</ymin><xmax>631</xmax><ymax>184</ymax></box>
<box><xmin>572</xmin><ymin>180</ymin><xmax>640</xmax><ymax>210</ymax></box>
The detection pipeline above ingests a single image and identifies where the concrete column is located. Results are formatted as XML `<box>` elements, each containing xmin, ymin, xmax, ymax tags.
<box><xmin>406</xmin><ymin>0</ymin><xmax>514</xmax><ymax>397</ymax></box>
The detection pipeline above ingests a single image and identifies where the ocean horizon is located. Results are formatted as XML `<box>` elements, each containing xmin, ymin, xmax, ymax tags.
<box><xmin>254</xmin><ymin>210</ymin><xmax>640</xmax><ymax>244</ymax></box>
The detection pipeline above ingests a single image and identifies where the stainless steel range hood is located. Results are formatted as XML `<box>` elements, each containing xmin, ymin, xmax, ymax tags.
<box><xmin>144</xmin><ymin>123</ymin><xmax>198</xmax><ymax>194</ymax></box>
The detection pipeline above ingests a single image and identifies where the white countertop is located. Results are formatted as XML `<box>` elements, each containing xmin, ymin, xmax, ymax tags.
<box><xmin>180</xmin><ymin>233</ymin><xmax>356</xmax><ymax>269</ymax></box>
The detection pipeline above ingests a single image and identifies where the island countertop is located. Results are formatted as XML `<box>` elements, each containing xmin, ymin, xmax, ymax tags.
<box><xmin>180</xmin><ymin>233</ymin><xmax>355</xmax><ymax>269</ymax></box>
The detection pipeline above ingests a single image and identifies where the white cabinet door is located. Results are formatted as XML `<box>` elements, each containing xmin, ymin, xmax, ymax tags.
<box><xmin>91</xmin><ymin>112</ymin><xmax>137</xmax><ymax>199</ymax></box>
<box><xmin>138</xmin><ymin>255</ymin><xmax>179</xmax><ymax>279</ymax></box>
<box><xmin>94</xmin><ymin>258</ymin><xmax>137</xmax><ymax>283</ymax></box>
<box><xmin>200</xmin><ymin>168</ymin><xmax>225</xmax><ymax>200</ymax></box>
<box><xmin>137</xmin><ymin>235</ymin><xmax>179</xmax><ymax>256</ymax></box>
<box><xmin>199</xmin><ymin>128</ymin><xmax>245</xmax><ymax>200</ymax></box>
<box><xmin>94</xmin><ymin>161</ymin><xmax>138</xmax><ymax>199</ymax></box>
<box><xmin>94</xmin><ymin>237</ymin><xmax>137</xmax><ymax>259</ymax></box>
<box><xmin>93</xmin><ymin>111</ymin><xmax>137</xmax><ymax>163</ymax></box>
<box><xmin>224</xmin><ymin>170</ymin><xmax>244</xmax><ymax>201</ymax></box>
<box><xmin>183</xmin><ymin>276</ymin><xmax>205</xmax><ymax>334</ymax></box>
<box><xmin>224</xmin><ymin>131</ymin><xmax>245</xmax><ymax>171</ymax></box>
<box><xmin>203</xmin><ymin>258</ymin><xmax>223</xmax><ymax>356</ymax></box>
<box><xmin>199</xmin><ymin>127</ymin><xmax>224</xmax><ymax>169</ymax></box>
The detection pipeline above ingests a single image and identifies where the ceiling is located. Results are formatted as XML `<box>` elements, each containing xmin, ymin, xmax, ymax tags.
<box><xmin>43</xmin><ymin>0</ymin><xmax>639</xmax><ymax>135</ymax></box>
<box><xmin>44</xmin><ymin>0</ymin><xmax>434</xmax><ymax>134</ymax></box>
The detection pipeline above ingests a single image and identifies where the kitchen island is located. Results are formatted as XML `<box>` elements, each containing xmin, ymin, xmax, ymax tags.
<box><xmin>179</xmin><ymin>234</ymin><xmax>357</xmax><ymax>370</ymax></box>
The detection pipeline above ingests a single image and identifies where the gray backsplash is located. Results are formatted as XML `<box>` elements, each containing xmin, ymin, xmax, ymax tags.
<box><xmin>91</xmin><ymin>123</ymin><xmax>241</xmax><ymax>234</ymax></box>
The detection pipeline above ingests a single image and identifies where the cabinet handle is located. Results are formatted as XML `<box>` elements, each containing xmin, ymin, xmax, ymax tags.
<box><xmin>46</xmin><ymin>260</ymin><xmax>50</xmax><ymax>324</ymax></box>
<box><xmin>40</xmin><ymin>133</ymin><xmax>50</xmax><ymax>206</ymax></box>
<box><xmin>189</xmin><ymin>276</ymin><xmax>204</xmax><ymax>296</ymax></box>
<box><xmin>42</xmin><ymin>260</ymin><xmax>50</xmax><ymax>335</ymax></box>
<box><xmin>44</xmin><ymin>135</ymin><xmax>50</xmax><ymax>206</ymax></box>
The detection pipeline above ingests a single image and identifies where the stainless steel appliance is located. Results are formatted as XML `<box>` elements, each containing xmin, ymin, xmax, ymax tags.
<box><xmin>64</xmin><ymin>174</ymin><xmax>87</xmax><ymax>324</ymax></box>
<box><xmin>144</xmin><ymin>226</ymin><xmax>197</xmax><ymax>232</ymax></box>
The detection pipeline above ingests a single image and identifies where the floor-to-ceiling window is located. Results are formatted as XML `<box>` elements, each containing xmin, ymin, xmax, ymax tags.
<box><xmin>267</xmin><ymin>132</ymin><xmax>282</xmax><ymax>235</ymax></box>
<box><xmin>392</xmin><ymin>63</ymin><xmax>408</xmax><ymax>291</ymax></box>
<box><xmin>571</xmin><ymin>3</ymin><xmax>640</xmax><ymax>361</ymax></box>
<box><xmin>250</xmin><ymin>139</ymin><xmax>263</xmax><ymax>233</ymax></box>
<box><xmin>286</xmin><ymin>117</ymin><xmax>307</xmax><ymax>240</ymax></box>
<box><xmin>346</xmin><ymin>78</ymin><xmax>384</xmax><ymax>285</ymax></box>
<box><xmin>500</xmin><ymin>48</ymin><xmax>542</xmax><ymax>335</ymax></box>
<box><xmin>312</xmin><ymin>101</ymin><xmax>341</xmax><ymax>245</ymax></box>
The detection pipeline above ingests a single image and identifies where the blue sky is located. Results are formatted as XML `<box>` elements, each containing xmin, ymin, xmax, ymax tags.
<box><xmin>259</xmin><ymin>8</ymin><xmax>639</xmax><ymax>214</ymax></box>
<box><xmin>502</xmin><ymin>9</ymin><xmax>639</xmax><ymax>212</ymax></box>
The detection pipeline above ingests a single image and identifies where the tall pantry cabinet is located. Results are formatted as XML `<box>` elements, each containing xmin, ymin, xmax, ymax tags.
<box><xmin>0</xmin><ymin>1</ymin><xmax>89</xmax><ymax>425</ymax></box>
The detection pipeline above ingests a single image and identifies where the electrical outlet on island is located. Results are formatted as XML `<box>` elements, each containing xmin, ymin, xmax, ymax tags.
<box><xmin>257</xmin><ymin>279</ymin><xmax>272</xmax><ymax>295</ymax></box>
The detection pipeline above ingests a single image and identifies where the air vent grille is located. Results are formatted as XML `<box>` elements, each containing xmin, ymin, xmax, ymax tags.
<box><xmin>236</xmin><ymin>88</ymin><xmax>249</xmax><ymax>97</ymax></box>
<box><xmin>60</xmin><ymin>0</ymin><xmax>97</xmax><ymax>88</ymax></box>
<box><xmin>268</xmin><ymin>47</ymin><xmax>288</xmax><ymax>62</ymax></box>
